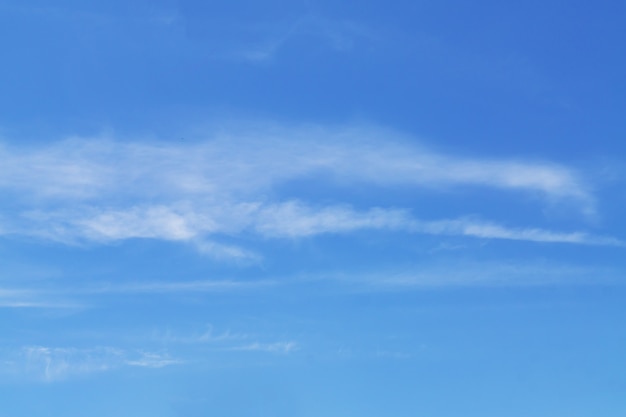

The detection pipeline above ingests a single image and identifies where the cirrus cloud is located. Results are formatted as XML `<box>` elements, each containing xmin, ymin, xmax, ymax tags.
<box><xmin>0</xmin><ymin>123</ymin><xmax>607</xmax><ymax>259</ymax></box>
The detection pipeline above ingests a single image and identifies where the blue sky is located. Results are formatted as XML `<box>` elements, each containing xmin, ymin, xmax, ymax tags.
<box><xmin>1</xmin><ymin>1</ymin><xmax>626</xmax><ymax>416</ymax></box>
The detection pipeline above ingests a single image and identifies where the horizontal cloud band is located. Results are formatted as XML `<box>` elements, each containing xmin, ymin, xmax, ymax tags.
<box><xmin>0</xmin><ymin>124</ymin><xmax>605</xmax><ymax>258</ymax></box>
<box><xmin>0</xmin><ymin>125</ymin><xmax>590</xmax><ymax>201</ymax></box>
<box><xmin>8</xmin><ymin>201</ymin><xmax>622</xmax><ymax>261</ymax></box>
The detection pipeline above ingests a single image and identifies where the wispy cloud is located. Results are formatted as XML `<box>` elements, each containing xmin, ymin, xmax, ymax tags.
<box><xmin>0</xmin><ymin>125</ymin><xmax>589</xmax><ymax>202</ymax></box>
<box><xmin>412</xmin><ymin>218</ymin><xmax>624</xmax><ymax>246</ymax></box>
<box><xmin>0</xmin><ymin>123</ymin><xmax>605</xmax><ymax>257</ymax></box>
<box><xmin>125</xmin><ymin>352</ymin><xmax>182</xmax><ymax>368</ymax></box>
<box><xmin>21</xmin><ymin>346</ymin><xmax>120</xmax><ymax>382</ymax></box>
<box><xmin>0</xmin><ymin>288</ymin><xmax>36</xmax><ymax>303</ymax></box>
<box><xmin>14</xmin><ymin>202</ymin><xmax>619</xmax><ymax>251</ymax></box>
<box><xmin>151</xmin><ymin>326</ymin><xmax>299</xmax><ymax>355</ymax></box>
<box><xmin>153</xmin><ymin>325</ymin><xmax>247</xmax><ymax>345</ymax></box>
<box><xmin>6</xmin><ymin>329</ymin><xmax>297</xmax><ymax>381</ymax></box>
<box><xmin>252</xmin><ymin>202</ymin><xmax>408</xmax><ymax>238</ymax></box>
<box><xmin>0</xmin><ymin>288</ymin><xmax>80</xmax><ymax>309</ymax></box>
<box><xmin>3</xmin><ymin>260</ymin><xmax>618</xmax><ymax>314</ymax></box>
<box><xmin>81</xmin><ymin>279</ymin><xmax>276</xmax><ymax>295</ymax></box>
<box><xmin>232</xmin><ymin>15</ymin><xmax>373</xmax><ymax>62</ymax></box>
<box><xmin>14</xmin><ymin>346</ymin><xmax>181</xmax><ymax>382</ymax></box>
<box><xmin>0</xmin><ymin>279</ymin><xmax>275</xmax><ymax>310</ymax></box>
<box><xmin>230</xmin><ymin>341</ymin><xmax>299</xmax><ymax>354</ymax></box>
<box><xmin>340</xmin><ymin>262</ymin><xmax>619</xmax><ymax>289</ymax></box>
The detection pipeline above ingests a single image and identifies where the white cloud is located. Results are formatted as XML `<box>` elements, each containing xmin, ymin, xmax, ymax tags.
<box><xmin>154</xmin><ymin>325</ymin><xmax>246</xmax><ymax>345</ymax></box>
<box><xmin>0</xmin><ymin>288</ymin><xmax>80</xmax><ymax>309</ymax></box>
<box><xmin>16</xmin><ymin>346</ymin><xmax>181</xmax><ymax>382</ymax></box>
<box><xmin>0</xmin><ymin>279</ymin><xmax>274</xmax><ymax>310</ymax></box>
<box><xmin>15</xmin><ymin>202</ymin><xmax>619</xmax><ymax>250</ymax></box>
<box><xmin>0</xmin><ymin>125</ymin><xmax>590</xmax><ymax>202</ymax></box>
<box><xmin>7</xmin><ymin>333</ymin><xmax>296</xmax><ymax>382</ymax></box>
<box><xmin>21</xmin><ymin>346</ymin><xmax>123</xmax><ymax>382</ymax></box>
<box><xmin>231</xmin><ymin>341</ymin><xmax>299</xmax><ymax>354</ymax></box>
<box><xmin>341</xmin><ymin>262</ymin><xmax>619</xmax><ymax>289</ymax></box>
<box><xmin>76</xmin><ymin>206</ymin><xmax>197</xmax><ymax>241</ymax></box>
<box><xmin>0</xmin><ymin>123</ymin><xmax>606</xmax><ymax>256</ymax></box>
<box><xmin>125</xmin><ymin>352</ymin><xmax>182</xmax><ymax>368</ymax></box>
<box><xmin>194</xmin><ymin>240</ymin><xmax>261</xmax><ymax>261</ymax></box>
<box><xmin>253</xmin><ymin>202</ymin><xmax>409</xmax><ymax>238</ymax></box>
<box><xmin>413</xmin><ymin>218</ymin><xmax>624</xmax><ymax>246</ymax></box>
<box><xmin>81</xmin><ymin>279</ymin><xmax>275</xmax><ymax>295</ymax></box>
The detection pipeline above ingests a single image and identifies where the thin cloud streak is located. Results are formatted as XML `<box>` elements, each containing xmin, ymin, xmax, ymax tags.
<box><xmin>125</xmin><ymin>352</ymin><xmax>183</xmax><ymax>368</ymax></box>
<box><xmin>233</xmin><ymin>16</ymin><xmax>373</xmax><ymax>62</ymax></box>
<box><xmin>229</xmin><ymin>341</ymin><xmax>299</xmax><ymax>354</ymax></box>
<box><xmin>12</xmin><ymin>202</ymin><xmax>621</xmax><ymax>251</ymax></box>
<box><xmin>153</xmin><ymin>326</ymin><xmax>247</xmax><ymax>345</ymax></box>
<box><xmin>19</xmin><ymin>346</ymin><xmax>122</xmax><ymax>382</ymax></box>
<box><xmin>0</xmin><ymin>125</ymin><xmax>590</xmax><ymax>202</ymax></box>
<box><xmin>1</xmin><ymin>260</ymin><xmax>620</xmax><ymax>313</ymax></box>
<box><xmin>415</xmin><ymin>218</ymin><xmax>625</xmax><ymax>246</ymax></box>
<box><xmin>6</xmin><ymin>333</ymin><xmax>297</xmax><ymax>382</ymax></box>
<box><xmin>0</xmin><ymin>279</ymin><xmax>275</xmax><ymax>310</ymax></box>
<box><xmin>332</xmin><ymin>262</ymin><xmax>620</xmax><ymax>289</ymax></box>
<box><xmin>12</xmin><ymin>346</ymin><xmax>183</xmax><ymax>382</ymax></box>
<box><xmin>0</xmin><ymin>288</ymin><xmax>80</xmax><ymax>309</ymax></box>
<box><xmin>80</xmin><ymin>279</ymin><xmax>277</xmax><ymax>295</ymax></box>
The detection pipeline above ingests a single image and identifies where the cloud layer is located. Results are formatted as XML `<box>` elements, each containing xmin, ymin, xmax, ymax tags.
<box><xmin>0</xmin><ymin>125</ymin><xmax>590</xmax><ymax>201</ymax></box>
<box><xmin>3</xmin><ymin>326</ymin><xmax>299</xmax><ymax>382</ymax></box>
<box><xmin>14</xmin><ymin>346</ymin><xmax>180</xmax><ymax>382</ymax></box>
<box><xmin>0</xmin><ymin>123</ymin><xmax>607</xmax><ymax>258</ymax></box>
